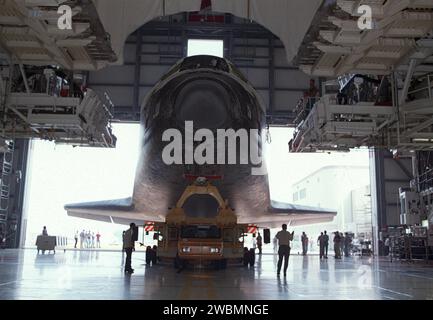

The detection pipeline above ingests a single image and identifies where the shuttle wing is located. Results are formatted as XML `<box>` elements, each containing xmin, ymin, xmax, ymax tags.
<box><xmin>238</xmin><ymin>200</ymin><xmax>337</xmax><ymax>228</ymax></box>
<box><xmin>65</xmin><ymin>198</ymin><xmax>336</xmax><ymax>227</ymax></box>
<box><xmin>64</xmin><ymin>198</ymin><xmax>164</xmax><ymax>225</ymax></box>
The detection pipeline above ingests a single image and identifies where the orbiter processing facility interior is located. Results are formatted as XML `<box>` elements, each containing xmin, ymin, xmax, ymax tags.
<box><xmin>1</xmin><ymin>0</ymin><xmax>433</xmax><ymax>302</ymax></box>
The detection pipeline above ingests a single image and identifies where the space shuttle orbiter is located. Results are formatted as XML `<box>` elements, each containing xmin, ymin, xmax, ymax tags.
<box><xmin>65</xmin><ymin>55</ymin><xmax>336</xmax><ymax>227</ymax></box>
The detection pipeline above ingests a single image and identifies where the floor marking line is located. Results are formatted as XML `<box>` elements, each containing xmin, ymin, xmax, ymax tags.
<box><xmin>400</xmin><ymin>273</ymin><xmax>433</xmax><ymax>281</ymax></box>
<box><xmin>0</xmin><ymin>281</ymin><xmax>19</xmax><ymax>287</ymax></box>
<box><xmin>206</xmin><ymin>278</ymin><xmax>217</xmax><ymax>299</ymax></box>
<box><xmin>377</xmin><ymin>269</ymin><xmax>433</xmax><ymax>281</ymax></box>
<box><xmin>178</xmin><ymin>276</ymin><xmax>193</xmax><ymax>299</ymax></box>
<box><xmin>375</xmin><ymin>286</ymin><xmax>412</xmax><ymax>298</ymax></box>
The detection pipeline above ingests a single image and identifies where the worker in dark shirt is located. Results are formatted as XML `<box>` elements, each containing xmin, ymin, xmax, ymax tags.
<box><xmin>323</xmin><ymin>230</ymin><xmax>329</xmax><ymax>259</ymax></box>
<box><xmin>123</xmin><ymin>223</ymin><xmax>136</xmax><ymax>274</ymax></box>
<box><xmin>256</xmin><ymin>232</ymin><xmax>263</xmax><ymax>255</ymax></box>
<box><xmin>333</xmin><ymin>232</ymin><xmax>342</xmax><ymax>259</ymax></box>
<box><xmin>301</xmin><ymin>232</ymin><xmax>309</xmax><ymax>255</ymax></box>
<box><xmin>318</xmin><ymin>232</ymin><xmax>325</xmax><ymax>259</ymax></box>
<box><xmin>275</xmin><ymin>224</ymin><xmax>294</xmax><ymax>277</ymax></box>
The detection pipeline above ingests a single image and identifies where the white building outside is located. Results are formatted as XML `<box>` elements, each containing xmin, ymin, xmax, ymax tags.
<box><xmin>259</xmin><ymin>165</ymin><xmax>372</xmax><ymax>254</ymax></box>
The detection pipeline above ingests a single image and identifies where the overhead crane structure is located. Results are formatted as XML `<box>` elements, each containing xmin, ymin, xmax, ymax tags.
<box><xmin>290</xmin><ymin>0</ymin><xmax>433</xmax><ymax>154</ymax></box>
<box><xmin>0</xmin><ymin>0</ymin><xmax>117</xmax><ymax>147</ymax></box>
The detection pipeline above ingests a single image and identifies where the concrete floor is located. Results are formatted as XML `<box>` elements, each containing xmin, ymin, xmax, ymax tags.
<box><xmin>0</xmin><ymin>249</ymin><xmax>432</xmax><ymax>300</ymax></box>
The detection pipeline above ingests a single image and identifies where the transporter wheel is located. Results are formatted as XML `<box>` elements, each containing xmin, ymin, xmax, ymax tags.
<box><xmin>174</xmin><ymin>254</ymin><xmax>181</xmax><ymax>269</ymax></box>
<box><xmin>220</xmin><ymin>259</ymin><xmax>227</xmax><ymax>269</ymax></box>
<box><xmin>214</xmin><ymin>259</ymin><xmax>227</xmax><ymax>270</ymax></box>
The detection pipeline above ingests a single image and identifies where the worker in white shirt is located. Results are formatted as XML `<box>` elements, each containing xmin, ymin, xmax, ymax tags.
<box><xmin>275</xmin><ymin>224</ymin><xmax>294</xmax><ymax>277</ymax></box>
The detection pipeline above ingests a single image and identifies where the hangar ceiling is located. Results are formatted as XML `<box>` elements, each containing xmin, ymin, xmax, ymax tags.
<box><xmin>92</xmin><ymin>0</ymin><xmax>322</xmax><ymax>66</ymax></box>
<box><xmin>0</xmin><ymin>0</ymin><xmax>116</xmax><ymax>70</ymax></box>
<box><xmin>0</xmin><ymin>0</ymin><xmax>322</xmax><ymax>125</ymax></box>
<box><xmin>87</xmin><ymin>12</ymin><xmax>314</xmax><ymax>124</ymax></box>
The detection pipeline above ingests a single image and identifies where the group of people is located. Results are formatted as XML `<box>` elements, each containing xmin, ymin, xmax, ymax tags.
<box><xmin>145</xmin><ymin>245</ymin><xmax>158</xmax><ymax>266</ymax></box>
<box><xmin>317</xmin><ymin>231</ymin><xmax>330</xmax><ymax>259</ymax></box>
<box><xmin>318</xmin><ymin>231</ymin><xmax>352</xmax><ymax>259</ymax></box>
<box><xmin>119</xmin><ymin>222</ymin><xmax>355</xmax><ymax>277</ymax></box>
<box><xmin>334</xmin><ymin>231</ymin><xmax>352</xmax><ymax>259</ymax></box>
<box><xmin>75</xmin><ymin>230</ymin><xmax>101</xmax><ymax>249</ymax></box>
<box><xmin>270</xmin><ymin>226</ymin><xmax>355</xmax><ymax>277</ymax></box>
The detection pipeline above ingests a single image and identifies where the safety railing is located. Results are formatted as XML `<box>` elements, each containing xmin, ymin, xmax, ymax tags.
<box><xmin>293</xmin><ymin>97</ymin><xmax>319</xmax><ymax>125</ymax></box>
<box><xmin>415</xmin><ymin>167</ymin><xmax>433</xmax><ymax>193</ymax></box>
<box><xmin>408</xmin><ymin>73</ymin><xmax>433</xmax><ymax>100</ymax></box>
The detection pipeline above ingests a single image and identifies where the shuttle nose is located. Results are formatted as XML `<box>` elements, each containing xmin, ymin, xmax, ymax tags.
<box><xmin>174</xmin><ymin>79</ymin><xmax>230</xmax><ymax>129</ymax></box>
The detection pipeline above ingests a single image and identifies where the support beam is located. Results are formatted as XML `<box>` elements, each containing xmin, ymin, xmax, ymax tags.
<box><xmin>371</xmin><ymin>148</ymin><xmax>387</xmax><ymax>256</ymax></box>
<box><xmin>394</xmin><ymin>158</ymin><xmax>413</xmax><ymax>180</ymax></box>
<box><xmin>18</xmin><ymin>63</ymin><xmax>30</xmax><ymax>94</ymax></box>
<box><xmin>11</xmin><ymin>139</ymin><xmax>29</xmax><ymax>248</ymax></box>
<box><xmin>133</xmin><ymin>29</ymin><xmax>142</xmax><ymax>117</ymax></box>
<box><xmin>399</xmin><ymin>58</ymin><xmax>418</xmax><ymax>104</ymax></box>
<box><xmin>268</xmin><ymin>37</ymin><xmax>275</xmax><ymax>115</ymax></box>
<box><xmin>0</xmin><ymin>71</ymin><xmax>5</xmax><ymax>96</ymax></box>
<box><xmin>403</xmin><ymin>117</ymin><xmax>433</xmax><ymax>138</ymax></box>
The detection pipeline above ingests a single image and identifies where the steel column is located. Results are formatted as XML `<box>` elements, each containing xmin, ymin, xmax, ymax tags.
<box><xmin>370</xmin><ymin>148</ymin><xmax>387</xmax><ymax>256</ymax></box>
<box><xmin>268</xmin><ymin>37</ymin><xmax>275</xmax><ymax>116</ymax></box>
<box><xmin>1</xmin><ymin>139</ymin><xmax>29</xmax><ymax>248</ymax></box>
<box><xmin>399</xmin><ymin>59</ymin><xmax>417</xmax><ymax>105</ymax></box>
<box><xmin>133</xmin><ymin>28</ymin><xmax>142</xmax><ymax>120</ymax></box>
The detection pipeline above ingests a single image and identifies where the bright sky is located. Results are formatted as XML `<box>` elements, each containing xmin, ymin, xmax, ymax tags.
<box><xmin>187</xmin><ymin>39</ymin><xmax>224</xmax><ymax>57</ymax></box>
<box><xmin>24</xmin><ymin>124</ymin><xmax>140</xmax><ymax>246</ymax></box>
<box><xmin>266</xmin><ymin>128</ymin><xmax>370</xmax><ymax>201</ymax></box>
<box><xmin>24</xmin><ymin>124</ymin><xmax>369</xmax><ymax>246</ymax></box>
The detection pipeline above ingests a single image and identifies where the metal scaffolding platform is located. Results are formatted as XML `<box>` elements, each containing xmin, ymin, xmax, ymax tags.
<box><xmin>290</xmin><ymin>58</ymin><xmax>433</xmax><ymax>153</ymax></box>
<box><xmin>1</xmin><ymin>89</ymin><xmax>117</xmax><ymax>147</ymax></box>
<box><xmin>0</xmin><ymin>64</ymin><xmax>117</xmax><ymax>148</ymax></box>
<box><xmin>289</xmin><ymin>94</ymin><xmax>394</xmax><ymax>152</ymax></box>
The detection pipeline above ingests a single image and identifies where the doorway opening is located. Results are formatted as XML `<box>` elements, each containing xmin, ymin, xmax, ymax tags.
<box><xmin>187</xmin><ymin>39</ymin><xmax>224</xmax><ymax>58</ymax></box>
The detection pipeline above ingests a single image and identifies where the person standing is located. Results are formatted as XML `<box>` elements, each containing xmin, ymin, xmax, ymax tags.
<box><xmin>340</xmin><ymin>232</ymin><xmax>346</xmax><ymax>256</ymax></box>
<box><xmin>256</xmin><ymin>232</ymin><xmax>263</xmax><ymax>255</ymax></box>
<box><xmin>304</xmin><ymin>79</ymin><xmax>320</xmax><ymax>110</ymax></box>
<box><xmin>275</xmin><ymin>224</ymin><xmax>294</xmax><ymax>277</ymax></box>
<box><xmin>323</xmin><ymin>230</ymin><xmax>329</xmax><ymax>259</ymax></box>
<box><xmin>80</xmin><ymin>230</ymin><xmax>85</xmax><ymax>249</ymax></box>
<box><xmin>384</xmin><ymin>237</ymin><xmax>390</xmax><ymax>256</ymax></box>
<box><xmin>145</xmin><ymin>246</ymin><xmax>152</xmax><ymax>265</ymax></box>
<box><xmin>96</xmin><ymin>232</ymin><xmax>101</xmax><ymax>248</ymax></box>
<box><xmin>344</xmin><ymin>232</ymin><xmax>351</xmax><ymax>257</ymax></box>
<box><xmin>152</xmin><ymin>245</ymin><xmax>158</xmax><ymax>265</ymax></box>
<box><xmin>74</xmin><ymin>231</ymin><xmax>78</xmax><ymax>249</ymax></box>
<box><xmin>334</xmin><ymin>231</ymin><xmax>342</xmax><ymax>259</ymax></box>
<box><xmin>42</xmin><ymin>226</ymin><xmax>48</xmax><ymax>236</ymax></box>
<box><xmin>91</xmin><ymin>232</ymin><xmax>95</xmax><ymax>248</ymax></box>
<box><xmin>318</xmin><ymin>232</ymin><xmax>325</xmax><ymax>259</ymax></box>
<box><xmin>273</xmin><ymin>236</ymin><xmax>278</xmax><ymax>253</ymax></box>
<box><xmin>123</xmin><ymin>223</ymin><xmax>136</xmax><ymax>274</ymax></box>
<box><xmin>301</xmin><ymin>232</ymin><xmax>309</xmax><ymax>255</ymax></box>
<box><xmin>87</xmin><ymin>231</ymin><xmax>91</xmax><ymax>248</ymax></box>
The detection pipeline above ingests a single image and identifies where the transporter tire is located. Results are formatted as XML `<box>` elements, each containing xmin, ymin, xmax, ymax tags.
<box><xmin>220</xmin><ymin>259</ymin><xmax>227</xmax><ymax>269</ymax></box>
<box><xmin>214</xmin><ymin>259</ymin><xmax>227</xmax><ymax>270</ymax></box>
<box><xmin>174</xmin><ymin>254</ymin><xmax>182</xmax><ymax>269</ymax></box>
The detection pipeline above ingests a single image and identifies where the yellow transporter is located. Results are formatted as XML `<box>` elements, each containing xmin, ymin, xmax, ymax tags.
<box><xmin>154</xmin><ymin>178</ymin><xmax>248</xmax><ymax>269</ymax></box>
